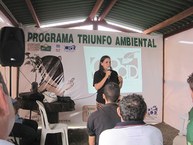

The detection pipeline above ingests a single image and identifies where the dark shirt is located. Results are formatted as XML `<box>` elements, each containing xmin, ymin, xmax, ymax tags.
<box><xmin>93</xmin><ymin>70</ymin><xmax>119</xmax><ymax>104</ymax></box>
<box><xmin>87</xmin><ymin>103</ymin><xmax>121</xmax><ymax>145</ymax></box>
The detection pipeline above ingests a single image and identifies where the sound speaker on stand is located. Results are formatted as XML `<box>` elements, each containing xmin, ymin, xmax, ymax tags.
<box><xmin>0</xmin><ymin>26</ymin><xmax>25</xmax><ymax>67</ymax></box>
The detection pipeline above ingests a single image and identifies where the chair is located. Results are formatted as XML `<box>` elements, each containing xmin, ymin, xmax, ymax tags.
<box><xmin>178</xmin><ymin>114</ymin><xmax>188</xmax><ymax>136</ymax></box>
<box><xmin>7</xmin><ymin>136</ymin><xmax>20</xmax><ymax>145</ymax></box>
<box><xmin>36</xmin><ymin>100</ymin><xmax>69</xmax><ymax>145</ymax></box>
<box><xmin>173</xmin><ymin>114</ymin><xmax>188</xmax><ymax>145</ymax></box>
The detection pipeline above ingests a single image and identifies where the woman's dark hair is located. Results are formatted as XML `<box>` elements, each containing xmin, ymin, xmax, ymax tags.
<box><xmin>99</xmin><ymin>55</ymin><xmax>110</xmax><ymax>71</ymax></box>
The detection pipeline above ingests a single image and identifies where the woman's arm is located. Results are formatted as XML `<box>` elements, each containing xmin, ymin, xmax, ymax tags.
<box><xmin>118</xmin><ymin>75</ymin><xmax>123</xmax><ymax>88</ymax></box>
<box><xmin>94</xmin><ymin>75</ymin><xmax>108</xmax><ymax>90</ymax></box>
<box><xmin>94</xmin><ymin>71</ymin><xmax>111</xmax><ymax>90</ymax></box>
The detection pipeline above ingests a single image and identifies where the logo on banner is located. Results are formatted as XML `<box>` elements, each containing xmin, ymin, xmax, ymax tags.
<box><xmin>40</xmin><ymin>44</ymin><xmax>51</xmax><ymax>51</ymax></box>
<box><xmin>55</xmin><ymin>44</ymin><xmax>61</xmax><ymax>52</ymax></box>
<box><xmin>27</xmin><ymin>43</ymin><xmax>40</xmax><ymax>51</ymax></box>
<box><xmin>64</xmin><ymin>45</ymin><xmax>76</xmax><ymax>52</ymax></box>
<box><xmin>146</xmin><ymin>105</ymin><xmax>158</xmax><ymax>120</ymax></box>
<box><xmin>51</xmin><ymin>44</ymin><xmax>62</xmax><ymax>52</ymax></box>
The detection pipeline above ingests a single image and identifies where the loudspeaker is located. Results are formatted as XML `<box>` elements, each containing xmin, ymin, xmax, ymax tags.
<box><xmin>0</xmin><ymin>27</ymin><xmax>25</xmax><ymax>66</ymax></box>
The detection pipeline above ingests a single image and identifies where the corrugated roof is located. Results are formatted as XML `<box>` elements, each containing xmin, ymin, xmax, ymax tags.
<box><xmin>1</xmin><ymin>0</ymin><xmax>193</xmax><ymax>37</ymax></box>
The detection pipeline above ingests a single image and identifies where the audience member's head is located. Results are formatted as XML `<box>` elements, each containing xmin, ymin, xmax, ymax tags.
<box><xmin>118</xmin><ymin>94</ymin><xmax>147</xmax><ymax>121</ymax></box>
<box><xmin>103</xmin><ymin>82</ymin><xmax>120</xmax><ymax>103</ymax></box>
<box><xmin>187</xmin><ymin>73</ymin><xmax>193</xmax><ymax>92</ymax></box>
<box><xmin>0</xmin><ymin>73</ymin><xmax>15</xmax><ymax>140</ymax></box>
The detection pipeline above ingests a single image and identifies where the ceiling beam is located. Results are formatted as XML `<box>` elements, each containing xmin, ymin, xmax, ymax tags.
<box><xmin>143</xmin><ymin>6</ymin><xmax>193</xmax><ymax>34</ymax></box>
<box><xmin>88</xmin><ymin>0</ymin><xmax>104</xmax><ymax>20</ymax></box>
<box><xmin>164</xmin><ymin>22</ymin><xmax>193</xmax><ymax>38</ymax></box>
<box><xmin>25</xmin><ymin>0</ymin><xmax>40</xmax><ymax>27</ymax></box>
<box><xmin>98</xmin><ymin>0</ymin><xmax>117</xmax><ymax>21</ymax></box>
<box><xmin>0</xmin><ymin>1</ymin><xmax>19</xmax><ymax>26</ymax></box>
<box><xmin>51</xmin><ymin>0</ymin><xmax>104</xmax><ymax>29</ymax></box>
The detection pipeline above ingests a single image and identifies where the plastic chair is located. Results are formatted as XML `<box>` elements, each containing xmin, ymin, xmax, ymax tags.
<box><xmin>173</xmin><ymin>114</ymin><xmax>188</xmax><ymax>145</ymax></box>
<box><xmin>7</xmin><ymin>136</ymin><xmax>20</xmax><ymax>145</ymax></box>
<box><xmin>36</xmin><ymin>100</ymin><xmax>69</xmax><ymax>145</ymax></box>
<box><xmin>178</xmin><ymin>114</ymin><xmax>188</xmax><ymax>136</ymax></box>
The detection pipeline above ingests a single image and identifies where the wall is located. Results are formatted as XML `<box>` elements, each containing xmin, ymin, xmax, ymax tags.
<box><xmin>164</xmin><ymin>28</ymin><xmax>193</xmax><ymax>129</ymax></box>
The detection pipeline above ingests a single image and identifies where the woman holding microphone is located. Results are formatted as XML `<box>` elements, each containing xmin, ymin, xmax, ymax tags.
<box><xmin>93</xmin><ymin>55</ymin><xmax>123</xmax><ymax>108</ymax></box>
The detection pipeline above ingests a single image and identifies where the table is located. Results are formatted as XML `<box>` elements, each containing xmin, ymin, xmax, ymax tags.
<box><xmin>18</xmin><ymin>92</ymin><xmax>75</xmax><ymax>123</ymax></box>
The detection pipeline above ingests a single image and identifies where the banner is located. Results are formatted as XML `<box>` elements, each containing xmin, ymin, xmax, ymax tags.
<box><xmin>19</xmin><ymin>27</ymin><xmax>163</xmax><ymax>127</ymax></box>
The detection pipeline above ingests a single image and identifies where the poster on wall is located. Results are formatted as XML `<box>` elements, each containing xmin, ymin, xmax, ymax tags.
<box><xmin>19</xmin><ymin>27</ymin><xmax>163</xmax><ymax>127</ymax></box>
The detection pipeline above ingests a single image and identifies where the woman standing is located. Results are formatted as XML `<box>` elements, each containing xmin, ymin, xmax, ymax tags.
<box><xmin>93</xmin><ymin>55</ymin><xmax>123</xmax><ymax>107</ymax></box>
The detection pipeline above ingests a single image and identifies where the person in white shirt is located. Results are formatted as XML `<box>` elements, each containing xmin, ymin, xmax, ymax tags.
<box><xmin>0</xmin><ymin>72</ymin><xmax>15</xmax><ymax>145</ymax></box>
<box><xmin>99</xmin><ymin>93</ymin><xmax>163</xmax><ymax>145</ymax></box>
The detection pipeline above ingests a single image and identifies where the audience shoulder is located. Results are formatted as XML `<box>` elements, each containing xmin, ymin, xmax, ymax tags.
<box><xmin>147</xmin><ymin>125</ymin><xmax>163</xmax><ymax>138</ymax></box>
<box><xmin>150</xmin><ymin>125</ymin><xmax>162</xmax><ymax>132</ymax></box>
<box><xmin>100</xmin><ymin>127</ymin><xmax>117</xmax><ymax>137</ymax></box>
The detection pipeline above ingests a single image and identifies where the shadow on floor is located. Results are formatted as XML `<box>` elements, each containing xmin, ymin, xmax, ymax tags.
<box><xmin>154</xmin><ymin>122</ymin><xmax>179</xmax><ymax>145</ymax></box>
<box><xmin>68</xmin><ymin>129</ymin><xmax>89</xmax><ymax>145</ymax></box>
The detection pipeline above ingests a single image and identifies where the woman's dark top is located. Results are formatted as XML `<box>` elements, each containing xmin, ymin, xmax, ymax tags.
<box><xmin>93</xmin><ymin>69</ymin><xmax>119</xmax><ymax>104</ymax></box>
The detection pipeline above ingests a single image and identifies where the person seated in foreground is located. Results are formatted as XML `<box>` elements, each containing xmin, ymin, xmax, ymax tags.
<box><xmin>11</xmin><ymin>98</ymin><xmax>39</xmax><ymax>145</ymax></box>
<box><xmin>187</xmin><ymin>73</ymin><xmax>193</xmax><ymax>145</ymax></box>
<box><xmin>87</xmin><ymin>82</ymin><xmax>121</xmax><ymax>145</ymax></box>
<box><xmin>99</xmin><ymin>93</ymin><xmax>163</xmax><ymax>145</ymax></box>
<box><xmin>0</xmin><ymin>72</ymin><xmax>15</xmax><ymax>145</ymax></box>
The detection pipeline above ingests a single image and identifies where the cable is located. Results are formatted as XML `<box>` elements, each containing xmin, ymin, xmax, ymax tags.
<box><xmin>73</xmin><ymin>92</ymin><xmax>97</xmax><ymax>101</ymax></box>
<box><xmin>19</xmin><ymin>70</ymin><xmax>32</xmax><ymax>85</ymax></box>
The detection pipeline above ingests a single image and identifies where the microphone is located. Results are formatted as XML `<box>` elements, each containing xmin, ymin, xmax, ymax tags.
<box><xmin>107</xmin><ymin>67</ymin><xmax>112</xmax><ymax>79</ymax></box>
<box><xmin>107</xmin><ymin>67</ymin><xmax>112</xmax><ymax>71</ymax></box>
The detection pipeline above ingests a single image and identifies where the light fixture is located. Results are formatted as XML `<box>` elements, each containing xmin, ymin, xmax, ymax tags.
<box><xmin>179</xmin><ymin>41</ymin><xmax>193</xmax><ymax>44</ymax></box>
<box><xmin>40</xmin><ymin>18</ymin><xmax>143</xmax><ymax>33</ymax></box>
<box><xmin>70</xmin><ymin>25</ymin><xmax>93</xmax><ymax>30</ymax></box>
<box><xmin>40</xmin><ymin>19</ymin><xmax>85</xmax><ymax>28</ymax></box>
<box><xmin>98</xmin><ymin>25</ymin><xmax>121</xmax><ymax>32</ymax></box>
<box><xmin>0</xmin><ymin>16</ymin><xmax>4</xmax><ymax>23</ymax></box>
<box><xmin>107</xmin><ymin>21</ymin><xmax>143</xmax><ymax>33</ymax></box>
